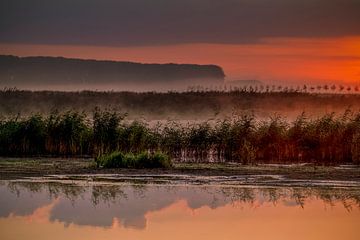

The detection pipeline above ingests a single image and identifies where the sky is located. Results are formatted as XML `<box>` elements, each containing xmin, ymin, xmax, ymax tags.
<box><xmin>1</xmin><ymin>0</ymin><xmax>360</xmax><ymax>84</ymax></box>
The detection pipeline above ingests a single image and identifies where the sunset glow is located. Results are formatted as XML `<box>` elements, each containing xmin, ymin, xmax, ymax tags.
<box><xmin>1</xmin><ymin>36</ymin><xmax>359</xmax><ymax>84</ymax></box>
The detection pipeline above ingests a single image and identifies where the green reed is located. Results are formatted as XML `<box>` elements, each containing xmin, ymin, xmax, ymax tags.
<box><xmin>1</xmin><ymin>110</ymin><xmax>359</xmax><ymax>164</ymax></box>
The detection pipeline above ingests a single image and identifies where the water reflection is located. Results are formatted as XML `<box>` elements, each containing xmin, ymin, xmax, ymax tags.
<box><xmin>0</xmin><ymin>181</ymin><xmax>360</xmax><ymax>240</ymax></box>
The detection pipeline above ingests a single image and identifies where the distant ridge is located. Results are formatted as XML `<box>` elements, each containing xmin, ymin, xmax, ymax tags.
<box><xmin>0</xmin><ymin>55</ymin><xmax>225</xmax><ymax>91</ymax></box>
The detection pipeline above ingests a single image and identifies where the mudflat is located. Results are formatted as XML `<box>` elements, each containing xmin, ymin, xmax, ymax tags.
<box><xmin>1</xmin><ymin>158</ymin><xmax>359</xmax><ymax>185</ymax></box>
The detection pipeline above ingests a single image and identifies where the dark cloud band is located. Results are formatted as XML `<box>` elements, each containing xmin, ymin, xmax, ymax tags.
<box><xmin>1</xmin><ymin>0</ymin><xmax>359</xmax><ymax>46</ymax></box>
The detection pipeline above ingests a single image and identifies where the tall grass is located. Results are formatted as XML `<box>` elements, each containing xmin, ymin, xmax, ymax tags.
<box><xmin>0</xmin><ymin>112</ymin><xmax>92</xmax><ymax>156</ymax></box>
<box><xmin>0</xmin><ymin>110</ymin><xmax>360</xmax><ymax>164</ymax></box>
<box><xmin>93</xmin><ymin>108</ymin><xmax>124</xmax><ymax>155</ymax></box>
<box><xmin>45</xmin><ymin>111</ymin><xmax>90</xmax><ymax>156</ymax></box>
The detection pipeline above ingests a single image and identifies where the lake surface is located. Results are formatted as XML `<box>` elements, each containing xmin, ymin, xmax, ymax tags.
<box><xmin>0</xmin><ymin>180</ymin><xmax>359</xmax><ymax>240</ymax></box>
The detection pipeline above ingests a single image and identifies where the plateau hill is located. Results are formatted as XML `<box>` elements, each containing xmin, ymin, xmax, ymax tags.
<box><xmin>0</xmin><ymin>55</ymin><xmax>225</xmax><ymax>91</ymax></box>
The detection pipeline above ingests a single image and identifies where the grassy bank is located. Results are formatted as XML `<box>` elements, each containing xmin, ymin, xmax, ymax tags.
<box><xmin>1</xmin><ymin>110</ymin><xmax>360</xmax><ymax>164</ymax></box>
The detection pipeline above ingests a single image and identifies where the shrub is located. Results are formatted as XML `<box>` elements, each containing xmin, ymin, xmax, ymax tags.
<box><xmin>95</xmin><ymin>151</ymin><xmax>172</xmax><ymax>169</ymax></box>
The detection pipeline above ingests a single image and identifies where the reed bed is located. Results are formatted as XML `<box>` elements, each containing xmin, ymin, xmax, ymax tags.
<box><xmin>1</xmin><ymin>110</ymin><xmax>359</xmax><ymax>164</ymax></box>
<box><xmin>1</xmin><ymin>88</ymin><xmax>360</xmax><ymax>120</ymax></box>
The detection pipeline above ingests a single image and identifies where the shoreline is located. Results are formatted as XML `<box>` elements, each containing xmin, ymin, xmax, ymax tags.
<box><xmin>1</xmin><ymin>158</ymin><xmax>360</xmax><ymax>184</ymax></box>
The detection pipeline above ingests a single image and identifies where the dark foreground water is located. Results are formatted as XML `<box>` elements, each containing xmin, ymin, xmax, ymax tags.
<box><xmin>0</xmin><ymin>180</ymin><xmax>359</xmax><ymax>240</ymax></box>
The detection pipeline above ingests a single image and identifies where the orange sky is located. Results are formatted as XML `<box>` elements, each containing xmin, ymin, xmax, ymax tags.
<box><xmin>1</xmin><ymin>36</ymin><xmax>360</xmax><ymax>85</ymax></box>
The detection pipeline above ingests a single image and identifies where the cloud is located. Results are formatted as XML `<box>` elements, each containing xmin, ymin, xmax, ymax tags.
<box><xmin>0</xmin><ymin>0</ymin><xmax>359</xmax><ymax>46</ymax></box>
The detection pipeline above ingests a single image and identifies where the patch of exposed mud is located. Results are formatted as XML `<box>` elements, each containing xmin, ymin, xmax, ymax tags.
<box><xmin>10</xmin><ymin>173</ymin><xmax>360</xmax><ymax>188</ymax></box>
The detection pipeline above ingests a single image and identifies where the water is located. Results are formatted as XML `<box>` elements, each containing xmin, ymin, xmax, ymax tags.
<box><xmin>0</xmin><ymin>180</ymin><xmax>359</xmax><ymax>240</ymax></box>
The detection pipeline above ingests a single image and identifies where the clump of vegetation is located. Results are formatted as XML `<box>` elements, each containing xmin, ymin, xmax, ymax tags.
<box><xmin>1</xmin><ymin>110</ymin><xmax>360</xmax><ymax>165</ymax></box>
<box><xmin>95</xmin><ymin>151</ymin><xmax>172</xmax><ymax>169</ymax></box>
<box><xmin>93</xmin><ymin>108</ymin><xmax>125</xmax><ymax>155</ymax></box>
<box><xmin>45</xmin><ymin>111</ymin><xmax>90</xmax><ymax>156</ymax></box>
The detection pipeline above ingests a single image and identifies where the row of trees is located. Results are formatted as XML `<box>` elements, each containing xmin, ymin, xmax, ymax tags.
<box><xmin>187</xmin><ymin>84</ymin><xmax>360</xmax><ymax>94</ymax></box>
<box><xmin>2</xmin><ymin>83</ymin><xmax>360</xmax><ymax>94</ymax></box>
<box><xmin>1</xmin><ymin>110</ymin><xmax>360</xmax><ymax>164</ymax></box>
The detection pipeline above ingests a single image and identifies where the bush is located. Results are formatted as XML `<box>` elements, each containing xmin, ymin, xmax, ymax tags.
<box><xmin>95</xmin><ymin>151</ymin><xmax>172</xmax><ymax>169</ymax></box>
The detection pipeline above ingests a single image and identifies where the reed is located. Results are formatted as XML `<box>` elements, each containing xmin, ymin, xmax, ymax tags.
<box><xmin>1</xmin><ymin>89</ymin><xmax>360</xmax><ymax>121</ymax></box>
<box><xmin>1</xmin><ymin>110</ymin><xmax>359</xmax><ymax>164</ymax></box>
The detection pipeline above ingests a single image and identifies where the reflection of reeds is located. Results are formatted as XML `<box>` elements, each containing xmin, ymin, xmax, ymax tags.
<box><xmin>1</xmin><ymin>110</ymin><xmax>360</xmax><ymax>164</ymax></box>
<box><xmin>5</xmin><ymin>181</ymin><xmax>360</xmax><ymax>210</ymax></box>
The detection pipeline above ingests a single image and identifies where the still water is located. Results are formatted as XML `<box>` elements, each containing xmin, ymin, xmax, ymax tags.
<box><xmin>0</xmin><ymin>180</ymin><xmax>359</xmax><ymax>240</ymax></box>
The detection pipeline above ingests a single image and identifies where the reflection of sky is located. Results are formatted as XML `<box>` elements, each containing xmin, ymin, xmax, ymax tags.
<box><xmin>0</xmin><ymin>182</ymin><xmax>359</xmax><ymax>230</ymax></box>
<box><xmin>47</xmin><ymin>185</ymin><xmax>230</xmax><ymax>229</ymax></box>
<box><xmin>0</xmin><ymin>183</ymin><xmax>52</xmax><ymax>217</ymax></box>
<box><xmin>0</xmin><ymin>183</ymin><xmax>232</xmax><ymax>229</ymax></box>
